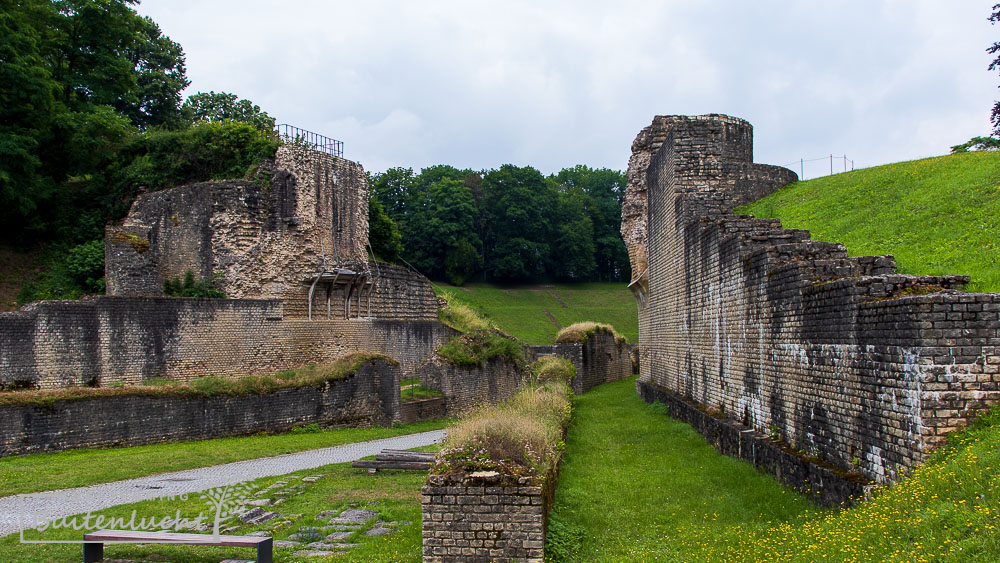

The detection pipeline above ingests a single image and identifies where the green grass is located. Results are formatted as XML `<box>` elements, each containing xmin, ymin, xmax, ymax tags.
<box><xmin>0</xmin><ymin>419</ymin><xmax>448</xmax><ymax>498</ymax></box>
<box><xmin>739</xmin><ymin>151</ymin><xmax>1000</xmax><ymax>293</ymax></box>
<box><xmin>1</xmin><ymin>458</ymin><xmax>434</xmax><ymax>562</ymax></box>
<box><xmin>434</xmin><ymin>283</ymin><xmax>638</xmax><ymax>345</ymax></box>
<box><xmin>549</xmin><ymin>377</ymin><xmax>1000</xmax><ymax>562</ymax></box>
<box><xmin>0</xmin><ymin>353</ymin><xmax>393</xmax><ymax>405</ymax></box>
<box><xmin>547</xmin><ymin>377</ymin><xmax>814</xmax><ymax>562</ymax></box>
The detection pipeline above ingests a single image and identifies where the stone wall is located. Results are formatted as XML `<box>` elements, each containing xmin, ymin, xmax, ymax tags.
<box><xmin>531</xmin><ymin>332</ymin><xmax>633</xmax><ymax>394</ymax></box>
<box><xmin>421</xmin><ymin>473</ymin><xmax>546</xmax><ymax>563</ymax></box>
<box><xmin>0</xmin><ymin>297</ymin><xmax>453</xmax><ymax>389</ymax></box>
<box><xmin>0</xmin><ymin>357</ymin><xmax>399</xmax><ymax>456</ymax></box>
<box><xmin>106</xmin><ymin>145</ymin><xmax>370</xmax><ymax>306</ymax></box>
<box><xmin>626</xmin><ymin>113</ymin><xmax>1000</xmax><ymax>484</ymax></box>
<box><xmin>418</xmin><ymin>356</ymin><xmax>527</xmax><ymax>416</ymax></box>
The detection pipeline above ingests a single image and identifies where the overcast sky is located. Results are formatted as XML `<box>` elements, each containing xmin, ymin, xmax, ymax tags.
<box><xmin>136</xmin><ymin>1</ymin><xmax>999</xmax><ymax>179</ymax></box>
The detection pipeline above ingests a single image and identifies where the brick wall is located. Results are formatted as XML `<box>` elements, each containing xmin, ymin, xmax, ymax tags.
<box><xmin>531</xmin><ymin>332</ymin><xmax>633</xmax><ymax>394</ymax></box>
<box><xmin>0</xmin><ymin>357</ymin><xmax>400</xmax><ymax>456</ymax></box>
<box><xmin>418</xmin><ymin>356</ymin><xmax>527</xmax><ymax>416</ymax></box>
<box><xmin>421</xmin><ymin>472</ymin><xmax>547</xmax><ymax>562</ymax></box>
<box><xmin>626</xmin><ymin>113</ymin><xmax>1000</xmax><ymax>484</ymax></box>
<box><xmin>0</xmin><ymin>297</ymin><xmax>454</xmax><ymax>389</ymax></box>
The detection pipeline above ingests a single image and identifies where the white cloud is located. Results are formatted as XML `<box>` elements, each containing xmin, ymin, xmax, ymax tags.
<box><xmin>137</xmin><ymin>0</ymin><xmax>1000</xmax><ymax>174</ymax></box>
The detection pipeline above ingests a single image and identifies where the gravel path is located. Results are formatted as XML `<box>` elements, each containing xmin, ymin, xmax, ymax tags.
<box><xmin>0</xmin><ymin>429</ymin><xmax>446</xmax><ymax>537</ymax></box>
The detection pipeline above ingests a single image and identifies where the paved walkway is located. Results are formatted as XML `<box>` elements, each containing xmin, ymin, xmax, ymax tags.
<box><xmin>0</xmin><ymin>429</ymin><xmax>446</xmax><ymax>537</ymax></box>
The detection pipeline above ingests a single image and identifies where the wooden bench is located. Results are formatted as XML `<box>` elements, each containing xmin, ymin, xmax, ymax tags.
<box><xmin>82</xmin><ymin>529</ymin><xmax>272</xmax><ymax>563</ymax></box>
<box><xmin>352</xmin><ymin>449</ymin><xmax>435</xmax><ymax>472</ymax></box>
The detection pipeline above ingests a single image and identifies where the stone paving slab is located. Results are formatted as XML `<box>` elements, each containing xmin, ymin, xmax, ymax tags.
<box><xmin>0</xmin><ymin>429</ymin><xmax>445</xmax><ymax>537</ymax></box>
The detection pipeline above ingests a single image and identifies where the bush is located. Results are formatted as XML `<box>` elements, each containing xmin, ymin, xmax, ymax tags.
<box><xmin>533</xmin><ymin>355</ymin><xmax>576</xmax><ymax>385</ymax></box>
<box><xmin>435</xmin><ymin>380</ymin><xmax>572</xmax><ymax>477</ymax></box>
<box><xmin>163</xmin><ymin>270</ymin><xmax>225</xmax><ymax>298</ymax></box>
<box><xmin>17</xmin><ymin>239</ymin><xmax>106</xmax><ymax>302</ymax></box>
<box><xmin>437</xmin><ymin>329</ymin><xmax>525</xmax><ymax>369</ymax></box>
<box><xmin>555</xmin><ymin>321</ymin><xmax>626</xmax><ymax>344</ymax></box>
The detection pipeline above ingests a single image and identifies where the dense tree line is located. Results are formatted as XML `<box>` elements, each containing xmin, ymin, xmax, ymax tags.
<box><xmin>369</xmin><ymin>164</ymin><xmax>630</xmax><ymax>285</ymax></box>
<box><xmin>2</xmin><ymin>0</ymin><xmax>277</xmax><ymax>301</ymax></box>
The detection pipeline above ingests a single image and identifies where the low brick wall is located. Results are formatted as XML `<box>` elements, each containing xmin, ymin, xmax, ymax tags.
<box><xmin>418</xmin><ymin>356</ymin><xmax>527</xmax><ymax>416</ymax></box>
<box><xmin>531</xmin><ymin>331</ymin><xmax>633</xmax><ymax>394</ymax></box>
<box><xmin>0</xmin><ymin>358</ymin><xmax>400</xmax><ymax>456</ymax></box>
<box><xmin>637</xmin><ymin>379</ymin><xmax>872</xmax><ymax>506</ymax></box>
<box><xmin>399</xmin><ymin>397</ymin><xmax>447</xmax><ymax>424</ymax></box>
<box><xmin>422</xmin><ymin>473</ymin><xmax>547</xmax><ymax>563</ymax></box>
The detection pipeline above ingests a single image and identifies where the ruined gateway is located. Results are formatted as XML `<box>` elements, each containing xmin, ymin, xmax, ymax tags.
<box><xmin>624</xmin><ymin>114</ymin><xmax>1000</xmax><ymax>483</ymax></box>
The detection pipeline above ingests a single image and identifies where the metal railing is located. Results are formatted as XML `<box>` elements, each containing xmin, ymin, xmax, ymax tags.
<box><xmin>274</xmin><ymin>124</ymin><xmax>344</xmax><ymax>158</ymax></box>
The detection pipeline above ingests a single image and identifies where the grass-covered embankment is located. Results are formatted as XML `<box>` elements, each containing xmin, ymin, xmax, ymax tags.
<box><xmin>0</xmin><ymin>419</ymin><xmax>447</xmax><ymax>498</ymax></box>
<box><xmin>549</xmin><ymin>376</ymin><xmax>1000</xmax><ymax>562</ymax></box>
<box><xmin>739</xmin><ymin>151</ymin><xmax>1000</xmax><ymax>292</ymax></box>
<box><xmin>435</xmin><ymin>283</ymin><xmax>637</xmax><ymax>345</ymax></box>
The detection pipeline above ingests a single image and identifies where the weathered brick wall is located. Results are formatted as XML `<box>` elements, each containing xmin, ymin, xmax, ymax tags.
<box><xmin>0</xmin><ymin>357</ymin><xmax>400</xmax><ymax>456</ymax></box>
<box><xmin>106</xmin><ymin>145</ymin><xmax>372</xmax><ymax>306</ymax></box>
<box><xmin>628</xmin><ymin>113</ymin><xmax>1000</xmax><ymax>483</ymax></box>
<box><xmin>0</xmin><ymin>297</ymin><xmax>454</xmax><ymax>389</ymax></box>
<box><xmin>399</xmin><ymin>397</ymin><xmax>447</xmax><ymax>424</ymax></box>
<box><xmin>421</xmin><ymin>473</ymin><xmax>546</xmax><ymax>563</ymax></box>
<box><xmin>531</xmin><ymin>334</ymin><xmax>632</xmax><ymax>394</ymax></box>
<box><xmin>418</xmin><ymin>356</ymin><xmax>527</xmax><ymax>416</ymax></box>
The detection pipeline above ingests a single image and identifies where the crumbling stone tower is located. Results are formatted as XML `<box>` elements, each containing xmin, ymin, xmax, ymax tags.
<box><xmin>106</xmin><ymin>144</ymin><xmax>376</xmax><ymax>318</ymax></box>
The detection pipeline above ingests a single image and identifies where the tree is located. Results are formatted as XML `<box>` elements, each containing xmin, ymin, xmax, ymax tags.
<box><xmin>181</xmin><ymin>91</ymin><xmax>275</xmax><ymax>131</ymax></box>
<box><xmin>406</xmin><ymin>177</ymin><xmax>479</xmax><ymax>278</ymax></box>
<box><xmin>989</xmin><ymin>4</ymin><xmax>1000</xmax><ymax>136</ymax></box>
<box><xmin>445</xmin><ymin>238</ymin><xmax>482</xmax><ymax>286</ymax></box>
<box><xmin>481</xmin><ymin>165</ymin><xmax>557</xmax><ymax>281</ymax></box>
<box><xmin>368</xmin><ymin>197</ymin><xmax>403</xmax><ymax>262</ymax></box>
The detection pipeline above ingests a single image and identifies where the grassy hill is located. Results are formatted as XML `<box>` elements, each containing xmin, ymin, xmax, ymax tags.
<box><xmin>433</xmin><ymin>282</ymin><xmax>637</xmax><ymax>345</ymax></box>
<box><xmin>739</xmin><ymin>151</ymin><xmax>1000</xmax><ymax>293</ymax></box>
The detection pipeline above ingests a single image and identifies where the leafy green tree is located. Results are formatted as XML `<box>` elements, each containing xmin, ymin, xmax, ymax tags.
<box><xmin>407</xmin><ymin>178</ymin><xmax>479</xmax><ymax>278</ymax></box>
<box><xmin>481</xmin><ymin>165</ymin><xmax>557</xmax><ymax>281</ymax></box>
<box><xmin>368</xmin><ymin>197</ymin><xmax>403</xmax><ymax>262</ymax></box>
<box><xmin>181</xmin><ymin>91</ymin><xmax>276</xmax><ymax>131</ymax></box>
<box><xmin>445</xmin><ymin>238</ymin><xmax>483</xmax><ymax>286</ymax></box>
<box><xmin>369</xmin><ymin>167</ymin><xmax>416</xmax><ymax>221</ymax></box>
<box><xmin>551</xmin><ymin>165</ymin><xmax>630</xmax><ymax>281</ymax></box>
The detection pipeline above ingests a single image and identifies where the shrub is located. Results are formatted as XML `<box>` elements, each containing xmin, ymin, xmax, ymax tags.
<box><xmin>555</xmin><ymin>321</ymin><xmax>626</xmax><ymax>345</ymax></box>
<box><xmin>437</xmin><ymin>329</ymin><xmax>525</xmax><ymax>369</ymax></box>
<box><xmin>163</xmin><ymin>270</ymin><xmax>225</xmax><ymax>298</ymax></box>
<box><xmin>435</xmin><ymin>380</ymin><xmax>572</xmax><ymax>478</ymax></box>
<box><xmin>533</xmin><ymin>355</ymin><xmax>576</xmax><ymax>385</ymax></box>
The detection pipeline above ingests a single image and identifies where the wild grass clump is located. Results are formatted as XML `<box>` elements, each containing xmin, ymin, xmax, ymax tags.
<box><xmin>533</xmin><ymin>355</ymin><xmax>576</xmax><ymax>385</ymax></box>
<box><xmin>437</xmin><ymin>329</ymin><xmax>525</xmax><ymax>368</ymax></box>
<box><xmin>555</xmin><ymin>321</ymin><xmax>625</xmax><ymax>345</ymax></box>
<box><xmin>437</xmin><ymin>291</ymin><xmax>493</xmax><ymax>333</ymax></box>
<box><xmin>0</xmin><ymin>352</ymin><xmax>391</xmax><ymax>406</ymax></box>
<box><xmin>435</xmin><ymin>380</ymin><xmax>572</xmax><ymax>478</ymax></box>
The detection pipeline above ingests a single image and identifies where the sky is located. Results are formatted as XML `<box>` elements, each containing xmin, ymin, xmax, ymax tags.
<box><xmin>136</xmin><ymin>0</ymin><xmax>999</xmax><ymax>179</ymax></box>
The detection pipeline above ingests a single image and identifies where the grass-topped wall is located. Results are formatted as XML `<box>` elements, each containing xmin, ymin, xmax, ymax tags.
<box><xmin>421</xmin><ymin>357</ymin><xmax>575</xmax><ymax>562</ymax></box>
<box><xmin>0</xmin><ymin>355</ymin><xmax>401</xmax><ymax>457</ymax></box>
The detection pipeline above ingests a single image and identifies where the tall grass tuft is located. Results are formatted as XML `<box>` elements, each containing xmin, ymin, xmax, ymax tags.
<box><xmin>555</xmin><ymin>321</ymin><xmax>625</xmax><ymax>345</ymax></box>
<box><xmin>436</xmin><ymin>290</ymin><xmax>526</xmax><ymax>368</ymax></box>
<box><xmin>436</xmin><ymin>380</ymin><xmax>572</xmax><ymax>478</ymax></box>
<box><xmin>533</xmin><ymin>355</ymin><xmax>576</xmax><ymax>385</ymax></box>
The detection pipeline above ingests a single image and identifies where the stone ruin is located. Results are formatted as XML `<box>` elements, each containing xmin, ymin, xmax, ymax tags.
<box><xmin>0</xmin><ymin>143</ymin><xmax>449</xmax><ymax>391</ymax></box>
<box><xmin>625</xmin><ymin>114</ymin><xmax>1000</xmax><ymax>484</ymax></box>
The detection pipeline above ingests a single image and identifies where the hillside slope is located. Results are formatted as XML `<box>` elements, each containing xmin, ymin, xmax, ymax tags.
<box><xmin>434</xmin><ymin>283</ymin><xmax>637</xmax><ymax>345</ymax></box>
<box><xmin>739</xmin><ymin>151</ymin><xmax>1000</xmax><ymax>293</ymax></box>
